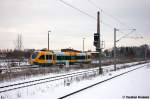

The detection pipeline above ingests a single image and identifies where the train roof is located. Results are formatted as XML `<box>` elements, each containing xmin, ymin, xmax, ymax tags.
<box><xmin>34</xmin><ymin>50</ymin><xmax>54</xmax><ymax>54</ymax></box>
<box><xmin>61</xmin><ymin>48</ymin><xmax>81</xmax><ymax>53</ymax></box>
<box><xmin>33</xmin><ymin>49</ymin><xmax>91</xmax><ymax>55</ymax></box>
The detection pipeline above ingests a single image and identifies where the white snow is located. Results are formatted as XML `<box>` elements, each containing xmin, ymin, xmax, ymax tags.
<box><xmin>0</xmin><ymin>62</ymin><xmax>149</xmax><ymax>99</ymax></box>
<box><xmin>0</xmin><ymin>61</ymin><xmax>141</xmax><ymax>86</ymax></box>
<box><xmin>67</xmin><ymin>63</ymin><xmax>150</xmax><ymax>99</ymax></box>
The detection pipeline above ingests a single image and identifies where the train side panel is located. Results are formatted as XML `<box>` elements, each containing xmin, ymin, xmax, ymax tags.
<box><xmin>29</xmin><ymin>50</ymin><xmax>91</xmax><ymax>66</ymax></box>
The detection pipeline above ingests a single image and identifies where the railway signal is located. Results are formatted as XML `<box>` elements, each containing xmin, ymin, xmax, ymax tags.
<box><xmin>93</xmin><ymin>11</ymin><xmax>102</xmax><ymax>74</ymax></box>
<box><xmin>93</xmin><ymin>33</ymin><xmax>99</xmax><ymax>47</ymax></box>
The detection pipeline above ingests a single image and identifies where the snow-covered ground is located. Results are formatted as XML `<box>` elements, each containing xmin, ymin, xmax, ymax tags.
<box><xmin>0</xmin><ymin>62</ymin><xmax>29</xmax><ymax>68</ymax></box>
<box><xmin>0</xmin><ymin>62</ymin><xmax>149</xmax><ymax>99</ymax></box>
<box><xmin>0</xmin><ymin>61</ymin><xmax>141</xmax><ymax>87</ymax></box>
<box><xmin>67</xmin><ymin>63</ymin><xmax>150</xmax><ymax>99</ymax></box>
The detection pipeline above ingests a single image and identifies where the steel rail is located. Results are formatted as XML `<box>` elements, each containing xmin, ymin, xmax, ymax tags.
<box><xmin>0</xmin><ymin>61</ymin><xmax>146</xmax><ymax>94</ymax></box>
<box><xmin>58</xmin><ymin>65</ymin><xmax>145</xmax><ymax>99</ymax></box>
<box><xmin>0</xmin><ymin>69</ymin><xmax>98</xmax><ymax>93</ymax></box>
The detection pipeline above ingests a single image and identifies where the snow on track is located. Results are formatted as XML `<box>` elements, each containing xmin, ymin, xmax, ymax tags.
<box><xmin>0</xmin><ymin>61</ymin><xmax>142</xmax><ymax>86</ymax></box>
<box><xmin>66</xmin><ymin>63</ymin><xmax>150</xmax><ymax>99</ymax></box>
<box><xmin>0</xmin><ymin>62</ymin><xmax>148</xmax><ymax>99</ymax></box>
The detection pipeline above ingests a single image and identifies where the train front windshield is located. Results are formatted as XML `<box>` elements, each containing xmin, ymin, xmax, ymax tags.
<box><xmin>31</xmin><ymin>52</ymin><xmax>38</xmax><ymax>59</ymax></box>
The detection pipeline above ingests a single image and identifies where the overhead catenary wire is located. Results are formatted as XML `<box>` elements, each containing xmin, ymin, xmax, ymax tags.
<box><xmin>116</xmin><ymin>30</ymin><xmax>144</xmax><ymax>48</ymax></box>
<box><xmin>87</xmin><ymin>0</ymin><xmax>134</xmax><ymax>29</ymax></box>
<box><xmin>59</xmin><ymin>0</ymin><xmax>114</xmax><ymax>29</ymax></box>
<box><xmin>59</xmin><ymin>0</ymin><xmax>135</xmax><ymax>32</ymax></box>
<box><xmin>87</xmin><ymin>0</ymin><xmax>145</xmax><ymax>42</ymax></box>
<box><xmin>116</xmin><ymin>29</ymin><xmax>136</xmax><ymax>42</ymax></box>
<box><xmin>59</xmin><ymin>0</ymin><xmax>96</xmax><ymax>20</ymax></box>
<box><xmin>59</xmin><ymin>0</ymin><xmax>145</xmax><ymax>48</ymax></box>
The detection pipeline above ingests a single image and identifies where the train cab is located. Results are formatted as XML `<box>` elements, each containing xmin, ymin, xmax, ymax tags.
<box><xmin>29</xmin><ymin>50</ymin><xmax>55</xmax><ymax>66</ymax></box>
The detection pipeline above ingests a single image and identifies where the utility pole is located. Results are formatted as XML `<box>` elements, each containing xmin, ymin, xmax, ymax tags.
<box><xmin>83</xmin><ymin>38</ymin><xmax>85</xmax><ymax>52</ymax></box>
<box><xmin>145</xmin><ymin>44</ymin><xmax>147</xmax><ymax>62</ymax></box>
<box><xmin>114</xmin><ymin>28</ymin><xmax>119</xmax><ymax>71</ymax></box>
<box><xmin>93</xmin><ymin>11</ymin><xmax>102</xmax><ymax>74</ymax></box>
<box><xmin>113</xmin><ymin>28</ymin><xmax>136</xmax><ymax>71</ymax></box>
<box><xmin>15</xmin><ymin>33</ymin><xmax>23</xmax><ymax>51</ymax></box>
<box><xmin>97</xmin><ymin>11</ymin><xmax>102</xmax><ymax>74</ymax></box>
<box><xmin>48</xmin><ymin>30</ymin><xmax>51</xmax><ymax>51</ymax></box>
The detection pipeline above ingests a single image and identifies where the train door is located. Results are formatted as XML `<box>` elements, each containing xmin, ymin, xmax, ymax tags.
<box><xmin>52</xmin><ymin>54</ymin><xmax>56</xmax><ymax>64</ymax></box>
<box><xmin>46</xmin><ymin>54</ymin><xmax>52</xmax><ymax>64</ymax></box>
<box><xmin>38</xmin><ymin>54</ymin><xmax>46</xmax><ymax>64</ymax></box>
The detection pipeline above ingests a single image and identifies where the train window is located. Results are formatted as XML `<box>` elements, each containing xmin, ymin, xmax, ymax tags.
<box><xmin>71</xmin><ymin>56</ymin><xmax>75</xmax><ymax>60</ymax></box>
<box><xmin>39</xmin><ymin>55</ymin><xmax>45</xmax><ymax>60</ymax></box>
<box><xmin>31</xmin><ymin>52</ymin><xmax>38</xmax><ymax>59</ymax></box>
<box><xmin>57</xmin><ymin>56</ymin><xmax>61</xmax><ymax>60</ymax></box>
<box><xmin>81</xmin><ymin>56</ymin><xmax>85</xmax><ymax>59</ymax></box>
<box><xmin>46</xmin><ymin>55</ymin><xmax>52</xmax><ymax>60</ymax></box>
<box><xmin>57</xmin><ymin>56</ymin><xmax>63</xmax><ymax>60</ymax></box>
<box><xmin>76</xmin><ymin>56</ymin><xmax>85</xmax><ymax>59</ymax></box>
<box><xmin>65</xmin><ymin>56</ymin><xmax>70</xmax><ymax>60</ymax></box>
<box><xmin>57</xmin><ymin>56</ymin><xmax>70</xmax><ymax>60</ymax></box>
<box><xmin>62</xmin><ymin>56</ymin><xmax>66</xmax><ymax>60</ymax></box>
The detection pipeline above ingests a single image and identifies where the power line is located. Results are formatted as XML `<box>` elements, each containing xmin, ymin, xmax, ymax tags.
<box><xmin>59</xmin><ymin>0</ymin><xmax>114</xmax><ymax>29</ymax></box>
<box><xmin>129</xmin><ymin>36</ymin><xmax>143</xmax><ymax>39</ymax></box>
<box><xmin>116</xmin><ymin>30</ymin><xmax>144</xmax><ymax>47</ymax></box>
<box><xmin>87</xmin><ymin>0</ymin><xmax>134</xmax><ymax>29</ymax></box>
<box><xmin>59</xmin><ymin>0</ymin><xmax>96</xmax><ymax>20</ymax></box>
<box><xmin>116</xmin><ymin>29</ymin><xmax>136</xmax><ymax>42</ymax></box>
<box><xmin>58</xmin><ymin>0</ymin><xmax>144</xmax><ymax>47</ymax></box>
<box><xmin>88</xmin><ymin>0</ymin><xmax>145</xmax><ymax>43</ymax></box>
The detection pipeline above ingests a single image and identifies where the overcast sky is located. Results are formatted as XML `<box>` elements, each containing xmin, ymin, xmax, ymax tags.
<box><xmin>0</xmin><ymin>0</ymin><xmax>150</xmax><ymax>51</ymax></box>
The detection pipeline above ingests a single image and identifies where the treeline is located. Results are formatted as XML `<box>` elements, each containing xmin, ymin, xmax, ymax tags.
<box><xmin>104</xmin><ymin>44</ymin><xmax>150</xmax><ymax>59</ymax></box>
<box><xmin>0</xmin><ymin>49</ymin><xmax>34</xmax><ymax>60</ymax></box>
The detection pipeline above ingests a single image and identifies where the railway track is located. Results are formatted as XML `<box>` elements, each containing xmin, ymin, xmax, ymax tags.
<box><xmin>58</xmin><ymin>64</ymin><xmax>146</xmax><ymax>99</ymax></box>
<box><xmin>0</xmin><ymin>61</ymin><xmax>146</xmax><ymax>94</ymax></box>
<box><xmin>0</xmin><ymin>65</ymin><xmax>38</xmax><ymax>71</ymax></box>
<box><xmin>0</xmin><ymin>68</ymin><xmax>99</xmax><ymax>93</ymax></box>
